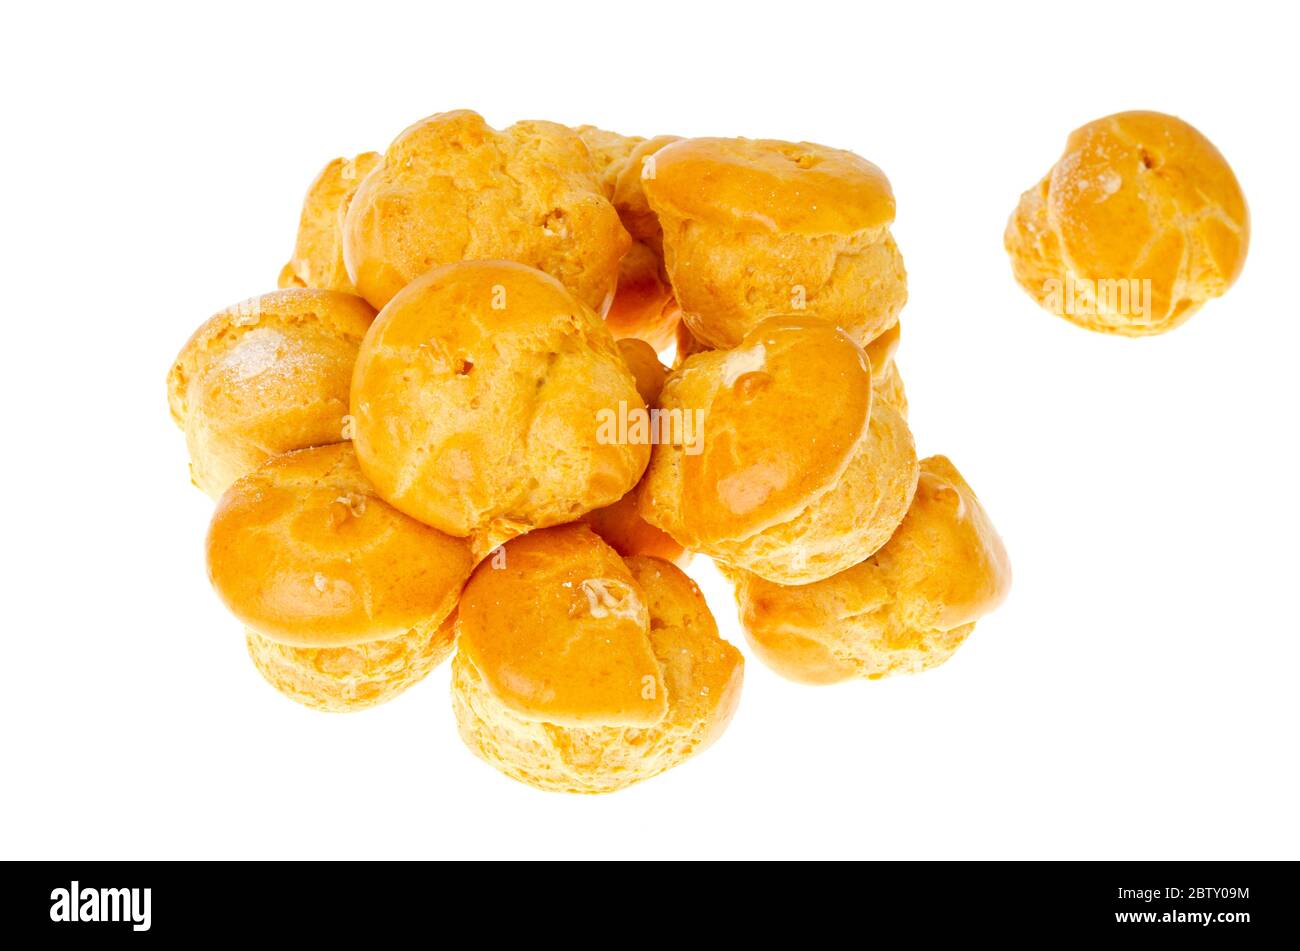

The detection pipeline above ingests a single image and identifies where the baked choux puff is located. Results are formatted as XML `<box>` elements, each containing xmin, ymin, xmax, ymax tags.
<box><xmin>734</xmin><ymin>456</ymin><xmax>1011</xmax><ymax>684</ymax></box>
<box><xmin>451</xmin><ymin>525</ymin><xmax>743</xmax><ymax>793</ymax></box>
<box><xmin>643</xmin><ymin>137</ymin><xmax>907</xmax><ymax>349</ymax></box>
<box><xmin>206</xmin><ymin>444</ymin><xmax>474</xmax><ymax>711</ymax></box>
<box><xmin>1006</xmin><ymin>111</ymin><xmax>1248</xmax><ymax>335</ymax></box>
<box><xmin>167</xmin><ymin>288</ymin><xmax>376</xmax><ymax>498</ymax></box>
<box><xmin>343</xmin><ymin>110</ymin><xmax>630</xmax><ymax>311</ymax></box>
<box><xmin>350</xmin><ymin>260</ymin><xmax>650</xmax><ymax>545</ymax></box>
<box><xmin>640</xmin><ymin>316</ymin><xmax>919</xmax><ymax>584</ymax></box>
<box><xmin>278</xmin><ymin>152</ymin><xmax>382</xmax><ymax>295</ymax></box>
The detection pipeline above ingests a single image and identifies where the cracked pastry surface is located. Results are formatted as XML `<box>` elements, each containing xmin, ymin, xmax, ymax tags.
<box><xmin>350</xmin><ymin>260</ymin><xmax>649</xmax><ymax>541</ymax></box>
<box><xmin>343</xmin><ymin>110</ymin><xmax>630</xmax><ymax>311</ymax></box>
<box><xmin>639</xmin><ymin>316</ymin><xmax>918</xmax><ymax>584</ymax></box>
<box><xmin>207</xmin><ymin>443</ymin><xmax>473</xmax><ymax>709</ymax></box>
<box><xmin>278</xmin><ymin>152</ymin><xmax>382</xmax><ymax>295</ymax></box>
<box><xmin>734</xmin><ymin>455</ymin><xmax>1011</xmax><ymax>684</ymax></box>
<box><xmin>643</xmin><ymin>136</ymin><xmax>907</xmax><ymax>349</ymax></box>
<box><xmin>246</xmin><ymin>613</ymin><xmax>456</xmax><ymax>713</ymax></box>
<box><xmin>1005</xmin><ymin>110</ymin><xmax>1249</xmax><ymax>335</ymax></box>
<box><xmin>167</xmin><ymin>288</ymin><xmax>376</xmax><ymax>498</ymax></box>
<box><xmin>452</xmin><ymin>525</ymin><xmax>742</xmax><ymax>793</ymax></box>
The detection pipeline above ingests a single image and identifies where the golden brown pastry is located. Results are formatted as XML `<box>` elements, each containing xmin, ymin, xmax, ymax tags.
<box><xmin>640</xmin><ymin>316</ymin><xmax>919</xmax><ymax>584</ymax></box>
<box><xmin>167</xmin><ymin>288</ymin><xmax>376</xmax><ymax>498</ymax></box>
<box><xmin>350</xmin><ymin>260</ymin><xmax>649</xmax><ymax>541</ymax></box>
<box><xmin>451</xmin><ymin>525</ymin><xmax>742</xmax><ymax>793</ymax></box>
<box><xmin>643</xmin><ymin>137</ymin><xmax>907</xmax><ymax>349</ymax></box>
<box><xmin>1005</xmin><ymin>111</ymin><xmax>1249</xmax><ymax>335</ymax></box>
<box><xmin>278</xmin><ymin>152</ymin><xmax>382</xmax><ymax>295</ymax></box>
<box><xmin>864</xmin><ymin>321</ymin><xmax>908</xmax><ymax>417</ymax></box>
<box><xmin>734</xmin><ymin>455</ymin><xmax>1011</xmax><ymax>684</ymax></box>
<box><xmin>206</xmin><ymin>444</ymin><xmax>474</xmax><ymax>710</ymax></box>
<box><xmin>343</xmin><ymin>110</ymin><xmax>630</xmax><ymax>311</ymax></box>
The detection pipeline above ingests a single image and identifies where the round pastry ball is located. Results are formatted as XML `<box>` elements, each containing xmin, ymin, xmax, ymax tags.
<box><xmin>278</xmin><ymin>152</ymin><xmax>382</xmax><ymax>295</ymax></box>
<box><xmin>207</xmin><ymin>444</ymin><xmax>473</xmax><ymax>709</ymax></box>
<box><xmin>734</xmin><ymin>455</ymin><xmax>1011</xmax><ymax>684</ymax></box>
<box><xmin>452</xmin><ymin>525</ymin><xmax>743</xmax><ymax>793</ymax></box>
<box><xmin>246</xmin><ymin>613</ymin><xmax>455</xmax><ymax>713</ymax></box>
<box><xmin>640</xmin><ymin>316</ymin><xmax>919</xmax><ymax>585</ymax></box>
<box><xmin>350</xmin><ymin>260</ymin><xmax>650</xmax><ymax>541</ymax></box>
<box><xmin>167</xmin><ymin>288</ymin><xmax>376</xmax><ymax>498</ymax></box>
<box><xmin>642</xmin><ymin>136</ymin><xmax>907</xmax><ymax>349</ymax></box>
<box><xmin>342</xmin><ymin>110</ymin><xmax>630</xmax><ymax>311</ymax></box>
<box><xmin>1005</xmin><ymin>111</ymin><xmax>1249</xmax><ymax>335</ymax></box>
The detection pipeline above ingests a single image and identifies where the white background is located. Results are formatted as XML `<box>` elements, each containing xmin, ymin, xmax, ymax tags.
<box><xmin>3</xmin><ymin>0</ymin><xmax>1296</xmax><ymax>860</ymax></box>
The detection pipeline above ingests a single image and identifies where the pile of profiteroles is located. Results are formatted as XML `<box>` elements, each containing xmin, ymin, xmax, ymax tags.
<box><xmin>169</xmin><ymin>108</ymin><xmax>1247</xmax><ymax>793</ymax></box>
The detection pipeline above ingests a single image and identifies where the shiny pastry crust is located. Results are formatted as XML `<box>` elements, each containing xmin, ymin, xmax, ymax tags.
<box><xmin>643</xmin><ymin>136</ymin><xmax>906</xmax><ymax>348</ymax></box>
<box><xmin>1005</xmin><ymin>110</ymin><xmax>1249</xmax><ymax>335</ymax></box>
<box><xmin>452</xmin><ymin>528</ymin><xmax>743</xmax><ymax>793</ymax></box>
<box><xmin>734</xmin><ymin>455</ymin><xmax>1011</xmax><ymax>683</ymax></box>
<box><xmin>640</xmin><ymin>317</ymin><xmax>918</xmax><ymax>584</ymax></box>
<box><xmin>206</xmin><ymin>443</ymin><xmax>472</xmax><ymax>647</ymax></box>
